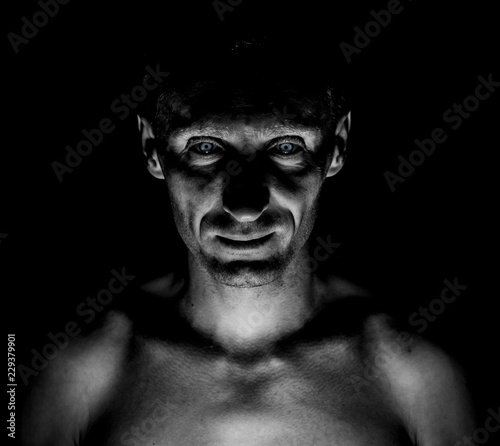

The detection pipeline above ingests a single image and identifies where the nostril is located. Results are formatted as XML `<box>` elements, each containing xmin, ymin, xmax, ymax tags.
<box><xmin>222</xmin><ymin>186</ymin><xmax>270</xmax><ymax>222</ymax></box>
<box><xmin>223</xmin><ymin>205</ymin><xmax>268</xmax><ymax>222</ymax></box>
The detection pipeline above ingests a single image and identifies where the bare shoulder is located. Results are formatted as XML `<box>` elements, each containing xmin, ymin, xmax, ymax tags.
<box><xmin>138</xmin><ymin>271</ymin><xmax>186</xmax><ymax>300</ymax></box>
<box><xmin>20</xmin><ymin>310</ymin><xmax>133</xmax><ymax>446</ymax></box>
<box><xmin>362</xmin><ymin>313</ymin><xmax>476</xmax><ymax>445</ymax></box>
<box><xmin>318</xmin><ymin>273</ymin><xmax>373</xmax><ymax>303</ymax></box>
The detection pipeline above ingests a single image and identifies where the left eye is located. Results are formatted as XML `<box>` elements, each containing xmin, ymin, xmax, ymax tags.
<box><xmin>273</xmin><ymin>142</ymin><xmax>302</xmax><ymax>155</ymax></box>
<box><xmin>199</xmin><ymin>142</ymin><xmax>214</xmax><ymax>153</ymax></box>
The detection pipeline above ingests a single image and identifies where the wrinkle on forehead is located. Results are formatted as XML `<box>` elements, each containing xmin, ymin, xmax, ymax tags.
<box><xmin>170</xmin><ymin>119</ymin><xmax>322</xmax><ymax>143</ymax></box>
<box><xmin>154</xmin><ymin>76</ymin><xmax>340</xmax><ymax>145</ymax></box>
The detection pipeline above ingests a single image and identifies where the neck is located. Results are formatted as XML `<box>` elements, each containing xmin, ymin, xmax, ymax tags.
<box><xmin>180</xmin><ymin>246</ymin><xmax>321</xmax><ymax>352</ymax></box>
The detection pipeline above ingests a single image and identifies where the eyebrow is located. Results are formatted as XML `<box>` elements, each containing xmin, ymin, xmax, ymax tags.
<box><xmin>170</xmin><ymin>122</ymin><xmax>321</xmax><ymax>141</ymax></box>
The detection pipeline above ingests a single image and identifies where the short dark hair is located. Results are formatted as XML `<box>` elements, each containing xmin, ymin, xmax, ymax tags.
<box><xmin>141</xmin><ymin>37</ymin><xmax>350</xmax><ymax>157</ymax></box>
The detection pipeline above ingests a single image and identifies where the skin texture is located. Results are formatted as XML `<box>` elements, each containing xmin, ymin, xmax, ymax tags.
<box><xmin>20</xmin><ymin>79</ymin><xmax>475</xmax><ymax>446</ymax></box>
<box><xmin>158</xmin><ymin>118</ymin><xmax>326</xmax><ymax>288</ymax></box>
<box><xmin>19</xmin><ymin>293</ymin><xmax>475</xmax><ymax>446</ymax></box>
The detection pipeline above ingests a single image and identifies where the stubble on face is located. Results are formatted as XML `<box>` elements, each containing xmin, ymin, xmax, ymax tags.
<box><xmin>171</xmin><ymin>189</ymin><xmax>322</xmax><ymax>288</ymax></box>
<box><xmin>156</xmin><ymin>83</ymin><xmax>332</xmax><ymax>289</ymax></box>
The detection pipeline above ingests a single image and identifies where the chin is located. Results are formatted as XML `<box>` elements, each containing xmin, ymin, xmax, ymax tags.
<box><xmin>203</xmin><ymin>258</ymin><xmax>289</xmax><ymax>288</ymax></box>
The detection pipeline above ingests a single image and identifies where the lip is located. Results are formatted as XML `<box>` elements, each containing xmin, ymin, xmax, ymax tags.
<box><xmin>216</xmin><ymin>232</ymin><xmax>275</xmax><ymax>249</ymax></box>
<box><xmin>218</xmin><ymin>231</ymin><xmax>275</xmax><ymax>242</ymax></box>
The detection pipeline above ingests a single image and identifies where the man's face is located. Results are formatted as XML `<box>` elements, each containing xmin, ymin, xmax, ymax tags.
<box><xmin>156</xmin><ymin>112</ymin><xmax>332</xmax><ymax>287</ymax></box>
<box><xmin>147</xmin><ymin>76</ymin><xmax>346</xmax><ymax>287</ymax></box>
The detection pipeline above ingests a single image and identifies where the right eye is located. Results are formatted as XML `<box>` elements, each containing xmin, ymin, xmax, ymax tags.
<box><xmin>187</xmin><ymin>138</ymin><xmax>224</xmax><ymax>156</ymax></box>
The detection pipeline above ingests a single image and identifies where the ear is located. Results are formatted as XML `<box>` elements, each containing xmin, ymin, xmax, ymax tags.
<box><xmin>326</xmin><ymin>111</ymin><xmax>351</xmax><ymax>178</ymax></box>
<box><xmin>137</xmin><ymin>115</ymin><xmax>164</xmax><ymax>179</ymax></box>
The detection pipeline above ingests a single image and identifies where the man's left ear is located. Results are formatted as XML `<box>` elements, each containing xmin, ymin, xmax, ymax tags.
<box><xmin>326</xmin><ymin>111</ymin><xmax>351</xmax><ymax>178</ymax></box>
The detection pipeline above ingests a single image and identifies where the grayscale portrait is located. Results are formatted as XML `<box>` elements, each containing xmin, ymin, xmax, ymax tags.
<box><xmin>10</xmin><ymin>1</ymin><xmax>498</xmax><ymax>445</ymax></box>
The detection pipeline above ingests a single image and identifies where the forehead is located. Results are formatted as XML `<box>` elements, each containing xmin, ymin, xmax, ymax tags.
<box><xmin>155</xmin><ymin>76</ymin><xmax>335</xmax><ymax>142</ymax></box>
<box><xmin>170</xmin><ymin>117</ymin><xmax>322</xmax><ymax>143</ymax></box>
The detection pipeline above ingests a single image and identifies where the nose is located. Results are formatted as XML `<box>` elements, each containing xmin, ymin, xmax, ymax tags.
<box><xmin>222</xmin><ymin>166</ymin><xmax>270</xmax><ymax>222</ymax></box>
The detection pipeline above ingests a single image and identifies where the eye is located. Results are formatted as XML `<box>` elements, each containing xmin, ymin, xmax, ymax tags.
<box><xmin>277</xmin><ymin>142</ymin><xmax>296</xmax><ymax>154</ymax></box>
<box><xmin>269</xmin><ymin>137</ymin><xmax>305</xmax><ymax>157</ymax></box>
<box><xmin>187</xmin><ymin>138</ymin><xmax>224</xmax><ymax>156</ymax></box>
<box><xmin>199</xmin><ymin>142</ymin><xmax>215</xmax><ymax>153</ymax></box>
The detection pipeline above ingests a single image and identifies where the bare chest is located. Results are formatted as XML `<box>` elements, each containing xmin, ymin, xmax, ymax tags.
<box><xmin>85</xmin><ymin>338</ymin><xmax>411</xmax><ymax>446</ymax></box>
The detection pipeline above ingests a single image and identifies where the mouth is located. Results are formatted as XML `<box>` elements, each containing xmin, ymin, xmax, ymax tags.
<box><xmin>216</xmin><ymin>232</ymin><xmax>275</xmax><ymax>249</ymax></box>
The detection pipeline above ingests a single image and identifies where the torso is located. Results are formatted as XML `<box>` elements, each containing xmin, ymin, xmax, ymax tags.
<box><xmin>77</xmin><ymin>277</ymin><xmax>414</xmax><ymax>446</ymax></box>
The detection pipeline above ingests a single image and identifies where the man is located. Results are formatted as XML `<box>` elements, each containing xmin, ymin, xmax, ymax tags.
<box><xmin>20</xmin><ymin>40</ymin><xmax>475</xmax><ymax>445</ymax></box>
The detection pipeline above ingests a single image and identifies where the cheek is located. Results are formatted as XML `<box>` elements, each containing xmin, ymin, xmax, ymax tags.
<box><xmin>269</xmin><ymin>150</ymin><xmax>328</xmax><ymax>195</ymax></box>
<box><xmin>270</xmin><ymin>168</ymin><xmax>324</xmax><ymax>227</ymax></box>
<box><xmin>163</xmin><ymin>167</ymin><xmax>222</xmax><ymax>237</ymax></box>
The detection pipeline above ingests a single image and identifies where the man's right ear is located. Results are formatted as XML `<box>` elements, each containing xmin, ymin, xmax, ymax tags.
<box><xmin>137</xmin><ymin>115</ymin><xmax>164</xmax><ymax>179</ymax></box>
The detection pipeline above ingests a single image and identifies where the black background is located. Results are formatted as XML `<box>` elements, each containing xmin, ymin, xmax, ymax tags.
<box><xmin>4</xmin><ymin>0</ymin><xmax>499</xmax><ymax>443</ymax></box>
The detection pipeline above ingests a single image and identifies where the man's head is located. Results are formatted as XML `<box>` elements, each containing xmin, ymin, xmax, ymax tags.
<box><xmin>138</xmin><ymin>41</ymin><xmax>350</xmax><ymax>287</ymax></box>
